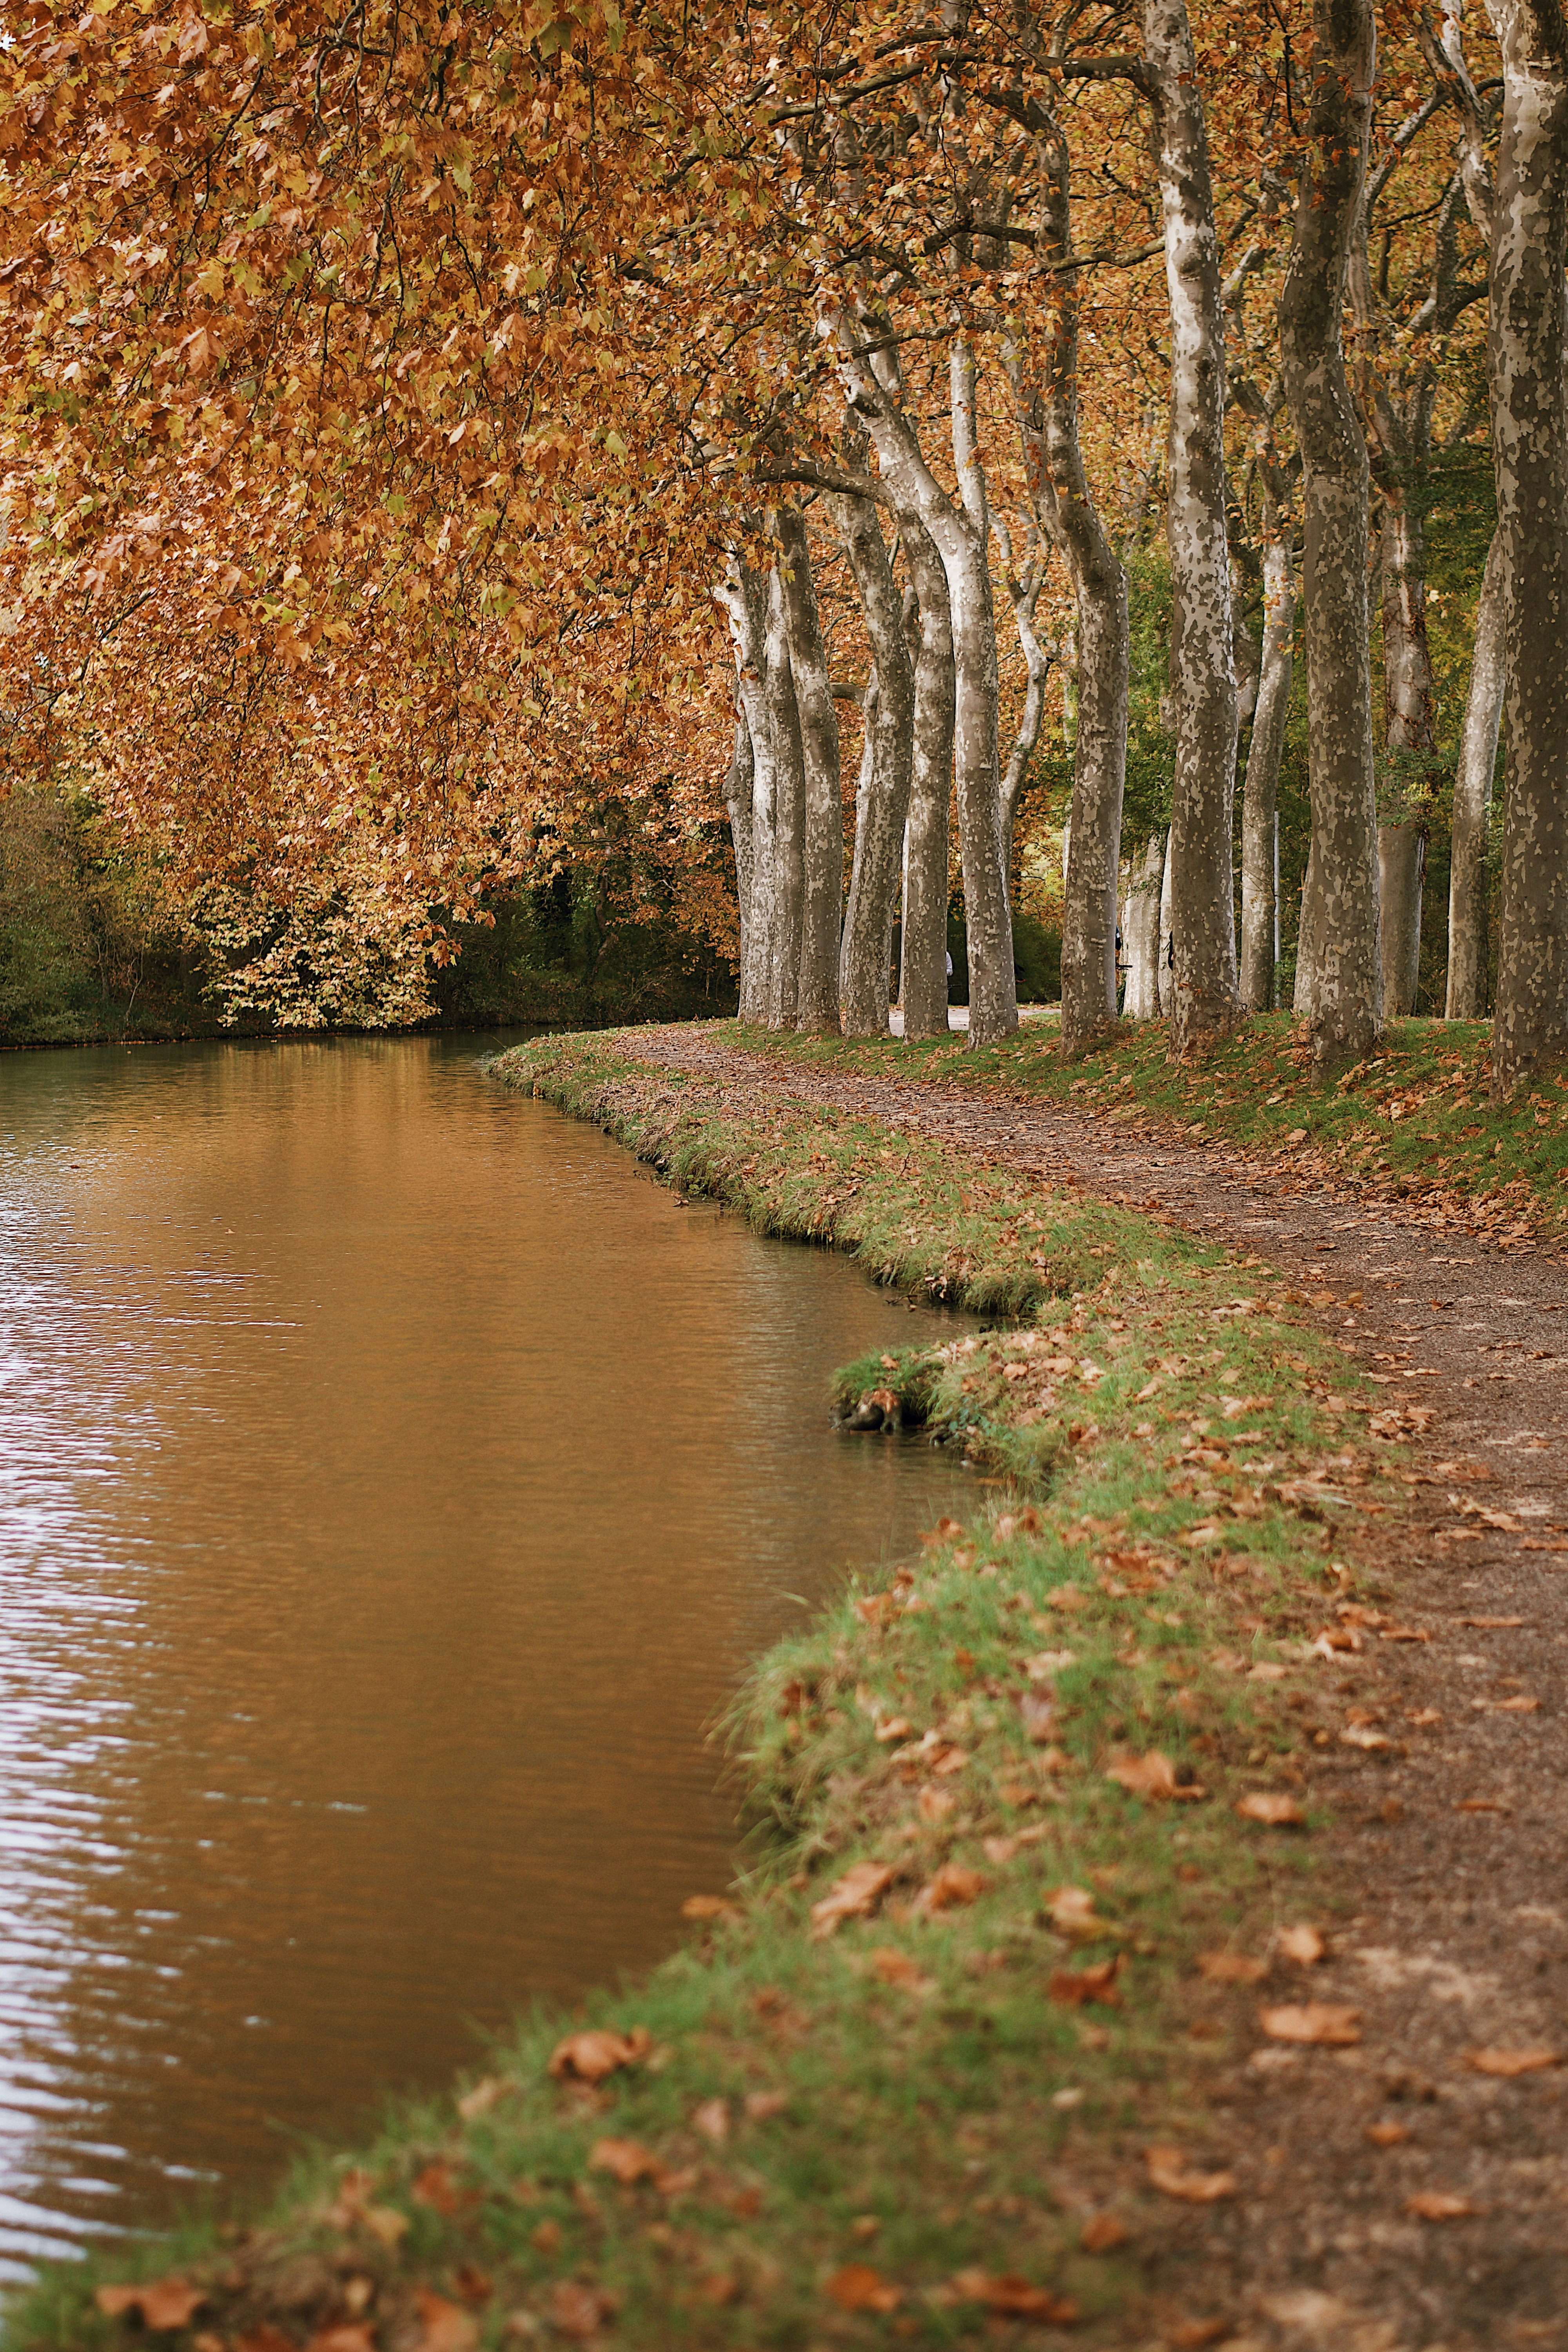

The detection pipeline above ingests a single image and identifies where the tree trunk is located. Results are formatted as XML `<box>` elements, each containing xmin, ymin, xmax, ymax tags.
<box><xmin>1278</xmin><ymin>0</ymin><xmax>1383</xmax><ymax>1075</ymax></box>
<box><xmin>838</xmin><ymin>484</ymin><xmax>915</xmax><ymax>1034</ymax></box>
<box><xmin>763</xmin><ymin>562</ymin><xmax>807</xmax><ymax>1027</ymax></box>
<box><xmin>1376</xmin><ymin>499</ymin><xmax>1435</xmax><ymax>1016</ymax></box>
<box><xmin>1123</xmin><ymin>835</ymin><xmax>1165</xmax><ymax>1018</ymax></box>
<box><xmin>717</xmin><ymin>554</ymin><xmax>777</xmax><ymax>1026</ymax></box>
<box><xmin>834</xmin><ymin>317</ymin><xmax>1017</xmax><ymax>1048</ymax></box>
<box><xmin>771</xmin><ymin>503</ymin><xmax>842</xmax><ymax>1032</ymax></box>
<box><xmin>1002</xmin><ymin>102</ymin><xmax>1128</xmax><ymax>1058</ymax></box>
<box><xmin>723</xmin><ymin>703</ymin><xmax>757</xmax><ymax>1017</ymax></box>
<box><xmin>1240</xmin><ymin>525</ymin><xmax>1296</xmax><ymax>1010</ymax></box>
<box><xmin>1156</xmin><ymin>828</ymin><xmax>1174</xmax><ymax>1016</ymax></box>
<box><xmin>999</xmin><ymin>546</ymin><xmax>1051</xmax><ymax>882</ymax></box>
<box><xmin>1446</xmin><ymin>527</ymin><xmax>1504</xmax><ymax>1018</ymax></box>
<box><xmin>1145</xmin><ymin>0</ymin><xmax>1243</xmax><ymax>1057</ymax></box>
<box><xmin>1377</xmin><ymin>824</ymin><xmax>1425</xmax><ymax>1013</ymax></box>
<box><xmin>1488</xmin><ymin>0</ymin><xmax>1568</xmax><ymax>1094</ymax></box>
<box><xmin>900</xmin><ymin>519</ymin><xmax>956</xmax><ymax>1039</ymax></box>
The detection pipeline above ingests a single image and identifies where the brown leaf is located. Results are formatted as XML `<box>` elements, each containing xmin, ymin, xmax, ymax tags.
<box><xmin>456</xmin><ymin>2075</ymin><xmax>511</xmax><ymax>2122</ymax></box>
<box><xmin>691</xmin><ymin>2098</ymin><xmax>729</xmax><ymax>2146</ymax></box>
<box><xmin>549</xmin><ymin>2281</ymin><xmax>617</xmax><ymax>2339</ymax></box>
<box><xmin>548</xmin><ymin>2026</ymin><xmax>652</xmax><ymax>2083</ymax></box>
<box><xmin>1020</xmin><ymin>1694</ymin><xmax>1059</xmax><ymax>1743</ymax></box>
<box><xmin>1045</xmin><ymin>1884</ymin><xmax>1122</xmax><ymax>1940</ymax></box>
<box><xmin>824</xmin><ymin>2264</ymin><xmax>901</xmax><ymax>2314</ymax></box>
<box><xmin>1198</xmin><ymin>1951</ymin><xmax>1268</xmax><ymax>1985</ymax></box>
<box><xmin>1406</xmin><ymin>2190</ymin><xmax>1480</xmax><ymax>2221</ymax></box>
<box><xmin>1079</xmin><ymin>2212</ymin><xmax>1129</xmax><ymax>2253</ymax></box>
<box><xmin>412</xmin><ymin>2292</ymin><xmax>478</xmax><ymax>2352</ymax></box>
<box><xmin>305</xmin><ymin>2330</ymin><xmax>376</xmax><ymax>2352</ymax></box>
<box><xmin>1237</xmin><ymin>1791</ymin><xmax>1305</xmax><ymax>1827</ymax></box>
<box><xmin>1366</xmin><ymin>2120</ymin><xmax>1412</xmax><ymax>2147</ymax></box>
<box><xmin>530</xmin><ymin>2219</ymin><xmax>563</xmax><ymax>2258</ymax></box>
<box><xmin>1105</xmin><ymin>1749</ymin><xmax>1180</xmax><ymax>1800</ymax></box>
<box><xmin>1048</xmin><ymin>1956</ymin><xmax>1122</xmax><ymax>2008</ymax></box>
<box><xmin>744</xmin><ymin>2089</ymin><xmax>789</xmax><ymax>2120</ymax></box>
<box><xmin>697</xmin><ymin>2272</ymin><xmax>740</xmax><ymax>2305</ymax></box>
<box><xmin>681</xmin><ymin>1895</ymin><xmax>740</xmax><ymax>1922</ymax></box>
<box><xmin>1145</xmin><ymin>2146</ymin><xmax>1236</xmax><ymax>2203</ymax></box>
<box><xmin>652</xmin><ymin>2163</ymin><xmax>700</xmax><ymax>2198</ymax></box>
<box><xmin>1277</xmin><ymin>1926</ymin><xmax>1326</xmax><ymax>1966</ymax></box>
<box><xmin>96</xmin><ymin>2280</ymin><xmax>207</xmax><ymax>2332</ymax></box>
<box><xmin>590</xmin><ymin>2137</ymin><xmax>659</xmax><ymax>2186</ymax></box>
<box><xmin>1465</xmin><ymin>2047</ymin><xmax>1564</xmax><ymax>2077</ymax></box>
<box><xmin>809</xmin><ymin>1860</ymin><xmax>894</xmax><ymax>1937</ymax></box>
<box><xmin>237</xmin><ymin>2330</ymin><xmax>296</xmax><ymax>2352</ymax></box>
<box><xmin>918</xmin><ymin>1862</ymin><xmax>985</xmax><ymax>1913</ymax></box>
<box><xmin>873</xmin><ymin>1716</ymin><xmax>913</xmax><ymax>1743</ymax></box>
<box><xmin>411</xmin><ymin>2161</ymin><xmax>475</xmax><ymax>2216</ymax></box>
<box><xmin>1171</xmin><ymin>2324</ymin><xmax>1231</xmax><ymax>2351</ymax></box>
<box><xmin>868</xmin><ymin>1946</ymin><xmax>933</xmax><ymax>1993</ymax></box>
<box><xmin>1258</xmin><ymin>2003</ymin><xmax>1362</xmax><ymax>2047</ymax></box>
<box><xmin>950</xmin><ymin>2269</ymin><xmax>1079</xmax><ymax>2322</ymax></box>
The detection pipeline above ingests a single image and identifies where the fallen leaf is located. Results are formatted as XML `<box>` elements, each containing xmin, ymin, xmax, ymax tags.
<box><xmin>691</xmin><ymin>2098</ymin><xmax>729</xmax><ymax>2145</ymax></box>
<box><xmin>530</xmin><ymin>2219</ymin><xmax>563</xmax><ymax>2256</ymax></box>
<box><xmin>1459</xmin><ymin>1615</ymin><xmax>1527</xmax><ymax>1628</ymax></box>
<box><xmin>931</xmin><ymin>1743</ymin><xmax>970</xmax><ymax>1777</ymax></box>
<box><xmin>1046</xmin><ymin>1884</ymin><xmax>1123</xmax><ymax>1940</ymax></box>
<box><xmin>1339</xmin><ymin>1724</ymin><xmax>1393</xmax><ymax>1751</ymax></box>
<box><xmin>456</xmin><ymin>2075</ymin><xmax>511</xmax><ymax>2122</ymax></box>
<box><xmin>412</xmin><ymin>2162</ymin><xmax>476</xmax><ymax>2216</ymax></box>
<box><xmin>590</xmin><ymin>2138</ymin><xmax>658</xmax><ymax>2186</ymax></box>
<box><xmin>1465</xmin><ymin>2047</ymin><xmax>1564</xmax><ymax>2077</ymax></box>
<box><xmin>237</xmin><ymin>2330</ymin><xmax>297</xmax><ymax>2352</ymax></box>
<box><xmin>744</xmin><ymin>2088</ymin><xmax>789</xmax><ymax>2120</ymax></box>
<box><xmin>1495</xmin><ymin>1695</ymin><xmax>1541</xmax><ymax>1713</ymax></box>
<box><xmin>1049</xmin><ymin>1956</ymin><xmax>1122</xmax><ymax>2007</ymax></box>
<box><xmin>547</xmin><ymin>2027</ymin><xmax>652</xmax><ymax>2083</ymax></box>
<box><xmin>452</xmin><ymin>2267</ymin><xmax>492</xmax><ymax>2308</ymax></box>
<box><xmin>1258</xmin><ymin>2003</ymin><xmax>1362</xmax><ymax>2047</ymax></box>
<box><xmin>1366</xmin><ymin>2120</ymin><xmax>1412</xmax><ymax>2147</ymax></box>
<box><xmin>1455</xmin><ymin>1798</ymin><xmax>1510</xmax><ymax>1815</ymax></box>
<box><xmin>96</xmin><ymin>2281</ymin><xmax>206</xmax><ymax>2332</ymax></box>
<box><xmin>651</xmin><ymin>2164</ymin><xmax>700</xmax><ymax>2197</ymax></box>
<box><xmin>809</xmin><ymin>1860</ymin><xmax>894</xmax><ymax>1938</ymax></box>
<box><xmin>918</xmin><ymin>1785</ymin><xmax>955</xmax><ymax>1822</ymax></box>
<box><xmin>1105</xmin><ymin>1749</ymin><xmax>1190</xmax><ymax>1800</ymax></box>
<box><xmin>1170</xmin><ymin>2323</ymin><xmax>1231</xmax><ymax>2351</ymax></box>
<box><xmin>1237</xmin><ymin>1791</ymin><xmax>1305</xmax><ymax>1827</ymax></box>
<box><xmin>1145</xmin><ymin>2146</ymin><xmax>1236</xmax><ymax>2203</ymax></box>
<box><xmin>412</xmin><ymin>2292</ymin><xmax>478</xmax><ymax>2352</ymax></box>
<box><xmin>1080</xmin><ymin>2212</ymin><xmax>1129</xmax><ymax>2252</ymax></box>
<box><xmin>1407</xmin><ymin>1708</ymin><xmax>1443</xmax><ymax>1726</ymax></box>
<box><xmin>1020</xmin><ymin>1694</ymin><xmax>1059</xmax><ymax>1743</ymax></box>
<box><xmin>697</xmin><ymin>2271</ymin><xmax>740</xmax><ymax>2305</ymax></box>
<box><xmin>867</xmin><ymin>1946</ymin><xmax>933</xmax><ymax>1993</ymax></box>
<box><xmin>548</xmin><ymin>2281</ymin><xmax>617</xmax><ymax>2338</ymax></box>
<box><xmin>1406</xmin><ymin>2190</ymin><xmax>1479</xmax><ymax>2221</ymax></box>
<box><xmin>306</xmin><ymin>2329</ymin><xmax>377</xmax><ymax>2352</ymax></box>
<box><xmin>873</xmin><ymin>1716</ymin><xmax>913</xmax><ymax>1743</ymax></box>
<box><xmin>681</xmin><ymin>1895</ymin><xmax>740</xmax><ymax>1922</ymax></box>
<box><xmin>824</xmin><ymin>2264</ymin><xmax>901</xmax><ymax>2314</ymax></box>
<box><xmin>950</xmin><ymin>2270</ymin><xmax>1078</xmax><ymax>2322</ymax></box>
<box><xmin>1277</xmin><ymin>1926</ymin><xmax>1325</xmax><ymax>1966</ymax></box>
<box><xmin>1198</xmin><ymin>1951</ymin><xmax>1269</xmax><ymax>1985</ymax></box>
<box><xmin>918</xmin><ymin>1862</ymin><xmax>985</xmax><ymax>1913</ymax></box>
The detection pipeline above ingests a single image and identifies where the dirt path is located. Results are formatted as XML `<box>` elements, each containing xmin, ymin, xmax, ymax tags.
<box><xmin>622</xmin><ymin>1025</ymin><xmax>1568</xmax><ymax>2352</ymax></box>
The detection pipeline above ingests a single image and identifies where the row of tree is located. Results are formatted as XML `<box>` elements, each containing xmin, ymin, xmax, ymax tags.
<box><xmin>1</xmin><ymin>2</ymin><xmax>1565</xmax><ymax>1091</ymax></box>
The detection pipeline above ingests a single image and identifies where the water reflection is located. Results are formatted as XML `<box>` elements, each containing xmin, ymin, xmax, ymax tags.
<box><xmin>0</xmin><ymin>1035</ymin><xmax>961</xmax><ymax>2275</ymax></box>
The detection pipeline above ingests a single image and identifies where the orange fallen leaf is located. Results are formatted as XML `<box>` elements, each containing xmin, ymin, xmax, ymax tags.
<box><xmin>1048</xmin><ymin>1956</ymin><xmax>1122</xmax><ymax>2008</ymax></box>
<box><xmin>1277</xmin><ymin>1926</ymin><xmax>1325</xmax><ymax>1966</ymax></box>
<box><xmin>456</xmin><ymin>2075</ymin><xmax>511</xmax><ymax>2122</ymax></box>
<box><xmin>744</xmin><ymin>2088</ymin><xmax>789</xmax><ymax>2120</ymax></box>
<box><xmin>1465</xmin><ymin>2047</ymin><xmax>1564</xmax><ymax>2077</ymax></box>
<box><xmin>1020</xmin><ymin>1694</ymin><xmax>1059</xmax><ymax>1743</ymax></box>
<box><xmin>1495</xmin><ymin>1695</ymin><xmax>1541</xmax><ymax>1713</ymax></box>
<box><xmin>824</xmin><ymin>2264</ymin><xmax>901</xmax><ymax>2314</ymax></box>
<box><xmin>1406</xmin><ymin>2190</ymin><xmax>1479</xmax><ymax>2221</ymax></box>
<box><xmin>1198</xmin><ymin>1951</ymin><xmax>1268</xmax><ymax>1985</ymax></box>
<box><xmin>1145</xmin><ymin>2146</ymin><xmax>1236</xmax><ymax>2203</ymax></box>
<box><xmin>651</xmin><ymin>2163</ymin><xmax>700</xmax><ymax>2197</ymax></box>
<box><xmin>931</xmin><ymin>1743</ymin><xmax>970</xmax><ymax>1777</ymax></box>
<box><xmin>698</xmin><ymin>2271</ymin><xmax>740</xmax><ymax>2305</ymax></box>
<box><xmin>590</xmin><ymin>2137</ymin><xmax>659</xmax><ymax>2186</ymax></box>
<box><xmin>1080</xmin><ymin>2212</ymin><xmax>1129</xmax><ymax>2253</ymax></box>
<box><xmin>306</xmin><ymin>2329</ymin><xmax>377</xmax><ymax>2352</ymax></box>
<box><xmin>96</xmin><ymin>2281</ymin><xmax>207</xmax><ymax>2332</ymax></box>
<box><xmin>549</xmin><ymin>2281</ymin><xmax>617</xmax><ymax>2339</ymax></box>
<box><xmin>412</xmin><ymin>2292</ymin><xmax>478</xmax><ymax>2352</ymax></box>
<box><xmin>919</xmin><ymin>1862</ymin><xmax>985</xmax><ymax>1913</ymax></box>
<box><xmin>681</xmin><ymin>1895</ymin><xmax>740</xmax><ymax>1922</ymax></box>
<box><xmin>868</xmin><ymin>1946</ymin><xmax>933</xmax><ymax>1993</ymax></box>
<box><xmin>1366</xmin><ymin>2120</ymin><xmax>1412</xmax><ymax>2147</ymax></box>
<box><xmin>691</xmin><ymin>2098</ymin><xmax>729</xmax><ymax>2145</ymax></box>
<box><xmin>1105</xmin><ymin>1749</ymin><xmax>1200</xmax><ymax>1801</ymax></box>
<box><xmin>1455</xmin><ymin>1798</ymin><xmax>1510</xmax><ymax>1815</ymax></box>
<box><xmin>237</xmin><ymin>2330</ymin><xmax>296</xmax><ymax>2352</ymax></box>
<box><xmin>810</xmin><ymin>1860</ymin><xmax>894</xmax><ymax>1937</ymax></box>
<box><xmin>411</xmin><ymin>2161</ymin><xmax>475</xmax><ymax>2216</ymax></box>
<box><xmin>1237</xmin><ymin>1791</ymin><xmax>1305</xmax><ymax>1827</ymax></box>
<box><xmin>548</xmin><ymin>2026</ymin><xmax>652</xmax><ymax>2083</ymax></box>
<box><xmin>1170</xmin><ymin>2323</ymin><xmax>1230</xmax><ymax>2351</ymax></box>
<box><xmin>1046</xmin><ymin>1884</ymin><xmax>1123</xmax><ymax>1940</ymax></box>
<box><xmin>1258</xmin><ymin>2003</ymin><xmax>1362</xmax><ymax>2047</ymax></box>
<box><xmin>950</xmin><ymin>2269</ymin><xmax>1079</xmax><ymax>2322</ymax></box>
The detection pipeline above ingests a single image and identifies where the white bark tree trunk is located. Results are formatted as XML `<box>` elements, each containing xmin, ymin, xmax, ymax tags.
<box><xmin>1486</xmin><ymin>0</ymin><xmax>1568</xmax><ymax>1092</ymax></box>
<box><xmin>1278</xmin><ymin>0</ymin><xmax>1383</xmax><ymax>1074</ymax></box>
<box><xmin>1122</xmin><ymin>835</ymin><xmax>1165</xmax><ymax>1018</ymax></box>
<box><xmin>1376</xmin><ymin>503</ymin><xmax>1436</xmax><ymax>1016</ymax></box>
<box><xmin>763</xmin><ymin>561</ymin><xmax>807</xmax><ymax>1027</ymax></box>
<box><xmin>772</xmin><ymin>503</ymin><xmax>842</xmax><ymax>1033</ymax></box>
<box><xmin>723</xmin><ymin>702</ymin><xmax>757</xmax><ymax>1016</ymax></box>
<box><xmin>717</xmin><ymin>554</ymin><xmax>778</xmax><ymax>1026</ymax></box>
<box><xmin>1446</xmin><ymin>526</ymin><xmax>1504</xmax><ymax>1018</ymax></box>
<box><xmin>1145</xmin><ymin>0</ymin><xmax>1243</xmax><ymax>1057</ymax></box>
<box><xmin>1240</xmin><ymin>524</ymin><xmax>1296</xmax><ymax>1011</ymax></box>
<box><xmin>838</xmin><ymin>483</ymin><xmax>915</xmax><ymax>1034</ymax></box>
<box><xmin>900</xmin><ymin>519</ymin><xmax>956</xmax><ymax>1039</ymax></box>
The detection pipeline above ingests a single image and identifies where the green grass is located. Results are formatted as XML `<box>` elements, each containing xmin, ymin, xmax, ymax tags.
<box><xmin>733</xmin><ymin>1009</ymin><xmax>1568</xmax><ymax>1238</ymax></box>
<box><xmin>7</xmin><ymin>1034</ymin><xmax>1423</xmax><ymax>2352</ymax></box>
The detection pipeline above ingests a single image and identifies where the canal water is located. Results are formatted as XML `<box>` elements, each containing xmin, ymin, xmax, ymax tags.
<box><xmin>0</xmin><ymin>1034</ymin><xmax>963</xmax><ymax>2278</ymax></box>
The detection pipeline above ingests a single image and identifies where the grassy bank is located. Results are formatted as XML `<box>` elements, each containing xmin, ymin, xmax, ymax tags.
<box><xmin>739</xmin><ymin>1010</ymin><xmax>1568</xmax><ymax>1242</ymax></box>
<box><xmin>10</xmin><ymin>1033</ymin><xmax>1420</xmax><ymax>2352</ymax></box>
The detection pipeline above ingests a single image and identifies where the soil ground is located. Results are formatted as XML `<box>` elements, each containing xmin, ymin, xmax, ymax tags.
<box><xmin>620</xmin><ymin>1022</ymin><xmax>1568</xmax><ymax>2352</ymax></box>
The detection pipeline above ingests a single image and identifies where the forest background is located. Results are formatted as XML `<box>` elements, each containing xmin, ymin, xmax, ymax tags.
<box><xmin>0</xmin><ymin>0</ymin><xmax>1541</xmax><ymax>1077</ymax></box>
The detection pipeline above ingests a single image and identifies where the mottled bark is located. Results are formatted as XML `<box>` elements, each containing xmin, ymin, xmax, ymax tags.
<box><xmin>1123</xmin><ymin>835</ymin><xmax>1165</xmax><ymax>1019</ymax></box>
<box><xmin>833</xmin><ymin>316</ymin><xmax>1017</xmax><ymax>1049</ymax></box>
<box><xmin>838</xmin><ymin>486</ymin><xmax>915</xmax><ymax>1034</ymax></box>
<box><xmin>1002</xmin><ymin>102</ymin><xmax>1127</xmax><ymax>1057</ymax></box>
<box><xmin>723</xmin><ymin>703</ymin><xmax>757</xmax><ymax>1017</ymax></box>
<box><xmin>900</xmin><ymin>519</ymin><xmax>956</xmax><ymax>1039</ymax></box>
<box><xmin>1446</xmin><ymin>527</ymin><xmax>1505</xmax><ymax>1018</ymax></box>
<box><xmin>1487</xmin><ymin>0</ymin><xmax>1568</xmax><ymax>1092</ymax></box>
<box><xmin>763</xmin><ymin>563</ymin><xmax>807</xmax><ymax>1027</ymax></box>
<box><xmin>716</xmin><ymin>554</ymin><xmax>777</xmax><ymax>1026</ymax></box>
<box><xmin>1377</xmin><ymin>824</ymin><xmax>1425</xmax><ymax>1013</ymax></box>
<box><xmin>1278</xmin><ymin>0</ymin><xmax>1383</xmax><ymax>1074</ymax></box>
<box><xmin>997</xmin><ymin>520</ymin><xmax>1052</xmax><ymax>882</ymax></box>
<box><xmin>771</xmin><ymin>504</ymin><xmax>842</xmax><ymax>1033</ymax></box>
<box><xmin>1375</xmin><ymin>502</ymin><xmax>1435</xmax><ymax>1015</ymax></box>
<box><xmin>1156</xmin><ymin>828</ymin><xmax>1174</xmax><ymax>1016</ymax></box>
<box><xmin>1241</xmin><ymin>527</ymin><xmax>1295</xmax><ymax>1011</ymax></box>
<box><xmin>1145</xmin><ymin>0</ymin><xmax>1243</xmax><ymax>1057</ymax></box>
